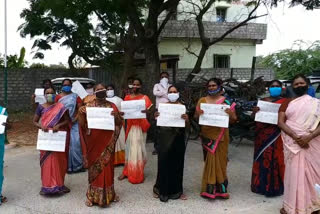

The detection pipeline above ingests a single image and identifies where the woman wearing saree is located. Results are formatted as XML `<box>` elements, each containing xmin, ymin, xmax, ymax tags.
<box><xmin>33</xmin><ymin>87</ymin><xmax>71</xmax><ymax>195</ymax></box>
<box><xmin>153</xmin><ymin>85</ymin><xmax>188</xmax><ymax>202</ymax></box>
<box><xmin>251</xmin><ymin>80</ymin><xmax>285</xmax><ymax>197</ymax></box>
<box><xmin>278</xmin><ymin>74</ymin><xmax>320</xmax><ymax>214</ymax></box>
<box><xmin>106</xmin><ymin>84</ymin><xmax>126</xmax><ymax>166</ymax></box>
<box><xmin>0</xmin><ymin>106</ymin><xmax>8</xmax><ymax>205</ymax></box>
<box><xmin>118</xmin><ymin>78</ymin><xmax>153</xmax><ymax>184</ymax></box>
<box><xmin>55</xmin><ymin>79</ymin><xmax>84</xmax><ymax>173</ymax></box>
<box><xmin>195</xmin><ymin>78</ymin><xmax>237</xmax><ymax>199</ymax></box>
<box><xmin>78</xmin><ymin>83</ymin><xmax>122</xmax><ymax>207</ymax></box>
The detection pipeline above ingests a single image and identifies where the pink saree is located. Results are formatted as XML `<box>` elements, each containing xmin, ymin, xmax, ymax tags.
<box><xmin>281</xmin><ymin>95</ymin><xmax>320</xmax><ymax>214</ymax></box>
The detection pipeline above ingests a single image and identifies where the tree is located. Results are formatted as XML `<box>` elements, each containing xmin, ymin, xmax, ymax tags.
<box><xmin>0</xmin><ymin>47</ymin><xmax>28</xmax><ymax>68</ymax></box>
<box><xmin>259</xmin><ymin>40</ymin><xmax>320</xmax><ymax>79</ymax></box>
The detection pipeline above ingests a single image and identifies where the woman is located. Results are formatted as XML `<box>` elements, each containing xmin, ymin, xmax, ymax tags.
<box><xmin>251</xmin><ymin>80</ymin><xmax>285</xmax><ymax>197</ymax></box>
<box><xmin>78</xmin><ymin>83</ymin><xmax>122</xmax><ymax>207</ymax></box>
<box><xmin>153</xmin><ymin>85</ymin><xmax>188</xmax><ymax>202</ymax></box>
<box><xmin>33</xmin><ymin>87</ymin><xmax>71</xmax><ymax>195</ymax></box>
<box><xmin>278</xmin><ymin>74</ymin><xmax>320</xmax><ymax>214</ymax></box>
<box><xmin>0</xmin><ymin>105</ymin><xmax>8</xmax><ymax>205</ymax></box>
<box><xmin>106</xmin><ymin>84</ymin><xmax>126</xmax><ymax>166</ymax></box>
<box><xmin>55</xmin><ymin>79</ymin><xmax>84</xmax><ymax>173</ymax></box>
<box><xmin>195</xmin><ymin>78</ymin><xmax>237</xmax><ymax>199</ymax></box>
<box><xmin>118</xmin><ymin>78</ymin><xmax>153</xmax><ymax>184</ymax></box>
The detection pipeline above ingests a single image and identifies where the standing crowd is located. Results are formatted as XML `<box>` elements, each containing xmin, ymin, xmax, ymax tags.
<box><xmin>0</xmin><ymin>73</ymin><xmax>319</xmax><ymax>214</ymax></box>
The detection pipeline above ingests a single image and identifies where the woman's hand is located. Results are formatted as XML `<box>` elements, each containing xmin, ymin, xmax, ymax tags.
<box><xmin>252</xmin><ymin>106</ymin><xmax>260</xmax><ymax>114</ymax></box>
<box><xmin>141</xmin><ymin>109</ymin><xmax>147</xmax><ymax>113</ymax></box>
<box><xmin>2</xmin><ymin>122</ymin><xmax>7</xmax><ymax>127</ymax></box>
<box><xmin>296</xmin><ymin>134</ymin><xmax>312</xmax><ymax>148</ymax></box>
<box><xmin>41</xmin><ymin>125</ymin><xmax>49</xmax><ymax>132</ymax></box>
<box><xmin>119</xmin><ymin>112</ymin><xmax>125</xmax><ymax>116</ymax></box>
<box><xmin>225</xmin><ymin>108</ymin><xmax>233</xmax><ymax>115</ymax></box>
<box><xmin>181</xmin><ymin>114</ymin><xmax>189</xmax><ymax>122</ymax></box>
<box><xmin>154</xmin><ymin>112</ymin><xmax>160</xmax><ymax>118</ymax></box>
<box><xmin>52</xmin><ymin>125</ymin><xmax>60</xmax><ymax>133</ymax></box>
<box><xmin>196</xmin><ymin>109</ymin><xmax>204</xmax><ymax>115</ymax></box>
<box><xmin>79</xmin><ymin>106</ymin><xmax>86</xmax><ymax>114</ymax></box>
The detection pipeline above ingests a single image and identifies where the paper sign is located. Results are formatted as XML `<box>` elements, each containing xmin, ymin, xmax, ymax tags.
<box><xmin>199</xmin><ymin>103</ymin><xmax>230</xmax><ymax>128</ymax></box>
<box><xmin>36</xmin><ymin>130</ymin><xmax>67</xmax><ymax>152</ymax></box>
<box><xmin>255</xmin><ymin>100</ymin><xmax>281</xmax><ymax>125</ymax></box>
<box><xmin>157</xmin><ymin>103</ymin><xmax>186</xmax><ymax>127</ymax></box>
<box><xmin>315</xmin><ymin>184</ymin><xmax>320</xmax><ymax>197</ymax></box>
<box><xmin>121</xmin><ymin>100</ymin><xmax>146</xmax><ymax>119</ymax></box>
<box><xmin>72</xmin><ymin>81</ymin><xmax>88</xmax><ymax>99</ymax></box>
<box><xmin>0</xmin><ymin>115</ymin><xmax>8</xmax><ymax>134</ymax></box>
<box><xmin>86</xmin><ymin>107</ymin><xmax>115</xmax><ymax>130</ymax></box>
<box><xmin>35</xmin><ymin>88</ymin><xmax>46</xmax><ymax>104</ymax></box>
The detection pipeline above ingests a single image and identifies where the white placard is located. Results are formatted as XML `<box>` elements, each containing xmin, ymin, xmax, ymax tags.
<box><xmin>0</xmin><ymin>115</ymin><xmax>8</xmax><ymax>134</ymax></box>
<box><xmin>199</xmin><ymin>103</ymin><xmax>230</xmax><ymax>128</ymax></box>
<box><xmin>86</xmin><ymin>107</ymin><xmax>115</xmax><ymax>130</ymax></box>
<box><xmin>35</xmin><ymin>88</ymin><xmax>46</xmax><ymax>104</ymax></box>
<box><xmin>157</xmin><ymin>103</ymin><xmax>186</xmax><ymax>127</ymax></box>
<box><xmin>36</xmin><ymin>130</ymin><xmax>67</xmax><ymax>152</ymax></box>
<box><xmin>255</xmin><ymin>100</ymin><xmax>281</xmax><ymax>125</ymax></box>
<box><xmin>121</xmin><ymin>100</ymin><xmax>146</xmax><ymax>119</ymax></box>
<box><xmin>71</xmin><ymin>81</ymin><xmax>88</xmax><ymax>99</ymax></box>
<box><xmin>315</xmin><ymin>184</ymin><xmax>320</xmax><ymax>197</ymax></box>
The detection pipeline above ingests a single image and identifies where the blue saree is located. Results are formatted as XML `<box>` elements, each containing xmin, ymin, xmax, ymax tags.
<box><xmin>0</xmin><ymin>106</ymin><xmax>8</xmax><ymax>200</ymax></box>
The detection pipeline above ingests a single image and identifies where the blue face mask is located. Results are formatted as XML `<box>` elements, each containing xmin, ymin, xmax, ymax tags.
<box><xmin>208</xmin><ymin>87</ymin><xmax>221</xmax><ymax>96</ymax></box>
<box><xmin>62</xmin><ymin>85</ymin><xmax>72</xmax><ymax>93</ymax></box>
<box><xmin>269</xmin><ymin>87</ymin><xmax>282</xmax><ymax>97</ymax></box>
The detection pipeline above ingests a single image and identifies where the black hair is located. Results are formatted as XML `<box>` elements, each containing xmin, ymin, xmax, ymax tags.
<box><xmin>160</xmin><ymin>71</ymin><xmax>169</xmax><ymax>77</ymax></box>
<box><xmin>292</xmin><ymin>74</ymin><xmax>308</xmax><ymax>84</ymax></box>
<box><xmin>206</xmin><ymin>78</ymin><xmax>223</xmax><ymax>87</ymax></box>
<box><xmin>168</xmin><ymin>84</ymin><xmax>180</xmax><ymax>92</ymax></box>
<box><xmin>106</xmin><ymin>84</ymin><xmax>115</xmax><ymax>90</ymax></box>
<box><xmin>93</xmin><ymin>83</ymin><xmax>106</xmax><ymax>91</ymax></box>
<box><xmin>268</xmin><ymin>80</ymin><xmax>283</xmax><ymax>88</ymax></box>
<box><xmin>133</xmin><ymin>78</ymin><xmax>143</xmax><ymax>86</ymax></box>
<box><xmin>42</xmin><ymin>79</ymin><xmax>52</xmax><ymax>86</ymax></box>
<box><xmin>44</xmin><ymin>87</ymin><xmax>56</xmax><ymax>95</ymax></box>
<box><xmin>62</xmin><ymin>78</ymin><xmax>72</xmax><ymax>86</ymax></box>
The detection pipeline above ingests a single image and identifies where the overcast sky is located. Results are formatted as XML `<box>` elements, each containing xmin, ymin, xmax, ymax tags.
<box><xmin>0</xmin><ymin>0</ymin><xmax>319</xmax><ymax>66</ymax></box>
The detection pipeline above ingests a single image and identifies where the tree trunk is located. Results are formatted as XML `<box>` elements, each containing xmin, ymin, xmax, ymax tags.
<box><xmin>185</xmin><ymin>44</ymin><xmax>208</xmax><ymax>82</ymax></box>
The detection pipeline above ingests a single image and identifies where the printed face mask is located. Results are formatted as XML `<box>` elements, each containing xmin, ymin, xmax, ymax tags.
<box><xmin>168</xmin><ymin>93</ymin><xmax>179</xmax><ymax>102</ymax></box>
<box><xmin>107</xmin><ymin>90</ymin><xmax>115</xmax><ymax>98</ymax></box>
<box><xmin>62</xmin><ymin>85</ymin><xmax>72</xmax><ymax>93</ymax></box>
<box><xmin>269</xmin><ymin>87</ymin><xmax>282</xmax><ymax>97</ymax></box>
<box><xmin>208</xmin><ymin>87</ymin><xmax>221</xmax><ymax>96</ymax></box>
<box><xmin>95</xmin><ymin>89</ymin><xmax>107</xmax><ymax>99</ymax></box>
<box><xmin>46</xmin><ymin>94</ymin><xmax>56</xmax><ymax>103</ymax></box>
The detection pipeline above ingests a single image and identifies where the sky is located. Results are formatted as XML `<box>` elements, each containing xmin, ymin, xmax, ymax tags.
<box><xmin>0</xmin><ymin>0</ymin><xmax>319</xmax><ymax>66</ymax></box>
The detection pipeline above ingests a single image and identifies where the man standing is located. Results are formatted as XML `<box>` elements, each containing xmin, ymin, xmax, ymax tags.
<box><xmin>152</xmin><ymin>72</ymin><xmax>171</xmax><ymax>155</ymax></box>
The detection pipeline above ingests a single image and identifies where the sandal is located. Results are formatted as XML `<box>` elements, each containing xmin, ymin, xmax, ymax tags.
<box><xmin>153</xmin><ymin>193</ymin><xmax>159</xmax><ymax>199</ymax></box>
<box><xmin>85</xmin><ymin>199</ymin><xmax>93</xmax><ymax>207</ymax></box>
<box><xmin>117</xmin><ymin>174</ymin><xmax>127</xmax><ymax>181</ymax></box>
<box><xmin>0</xmin><ymin>196</ymin><xmax>7</xmax><ymax>204</ymax></box>
<box><xmin>280</xmin><ymin>208</ymin><xmax>287</xmax><ymax>214</ymax></box>
<box><xmin>180</xmin><ymin>194</ymin><xmax>187</xmax><ymax>200</ymax></box>
<box><xmin>113</xmin><ymin>195</ymin><xmax>120</xmax><ymax>202</ymax></box>
<box><xmin>62</xmin><ymin>186</ymin><xmax>71</xmax><ymax>194</ymax></box>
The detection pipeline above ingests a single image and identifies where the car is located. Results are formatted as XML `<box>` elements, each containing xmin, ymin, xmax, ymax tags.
<box><xmin>51</xmin><ymin>77</ymin><xmax>96</xmax><ymax>93</ymax></box>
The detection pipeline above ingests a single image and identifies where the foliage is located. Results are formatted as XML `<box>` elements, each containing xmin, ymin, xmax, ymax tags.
<box><xmin>0</xmin><ymin>47</ymin><xmax>28</xmax><ymax>68</ymax></box>
<box><xmin>259</xmin><ymin>40</ymin><xmax>320</xmax><ymax>79</ymax></box>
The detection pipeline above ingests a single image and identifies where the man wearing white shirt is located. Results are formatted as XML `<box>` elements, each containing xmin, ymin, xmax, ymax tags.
<box><xmin>152</xmin><ymin>72</ymin><xmax>171</xmax><ymax>155</ymax></box>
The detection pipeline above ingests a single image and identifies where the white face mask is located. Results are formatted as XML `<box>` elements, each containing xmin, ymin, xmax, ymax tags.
<box><xmin>128</xmin><ymin>84</ymin><xmax>133</xmax><ymax>89</ymax></box>
<box><xmin>160</xmin><ymin>78</ymin><xmax>169</xmax><ymax>87</ymax></box>
<box><xmin>107</xmin><ymin>90</ymin><xmax>115</xmax><ymax>98</ymax></box>
<box><xmin>168</xmin><ymin>93</ymin><xmax>179</xmax><ymax>102</ymax></box>
<box><xmin>86</xmin><ymin>88</ymin><xmax>94</xmax><ymax>95</ymax></box>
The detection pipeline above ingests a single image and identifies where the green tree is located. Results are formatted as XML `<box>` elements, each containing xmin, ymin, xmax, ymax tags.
<box><xmin>259</xmin><ymin>40</ymin><xmax>320</xmax><ymax>79</ymax></box>
<box><xmin>0</xmin><ymin>47</ymin><xmax>28</xmax><ymax>68</ymax></box>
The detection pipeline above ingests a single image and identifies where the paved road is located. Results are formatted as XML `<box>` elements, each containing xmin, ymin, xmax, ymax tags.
<box><xmin>1</xmin><ymin>141</ymin><xmax>282</xmax><ymax>214</ymax></box>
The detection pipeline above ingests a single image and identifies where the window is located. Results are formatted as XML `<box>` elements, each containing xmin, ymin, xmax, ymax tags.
<box><xmin>216</xmin><ymin>8</ymin><xmax>227</xmax><ymax>22</ymax></box>
<box><xmin>214</xmin><ymin>55</ymin><xmax>230</xmax><ymax>68</ymax></box>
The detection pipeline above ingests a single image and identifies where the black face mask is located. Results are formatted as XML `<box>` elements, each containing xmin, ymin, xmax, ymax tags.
<box><xmin>95</xmin><ymin>90</ymin><xmax>106</xmax><ymax>99</ymax></box>
<box><xmin>293</xmin><ymin>85</ymin><xmax>308</xmax><ymax>96</ymax></box>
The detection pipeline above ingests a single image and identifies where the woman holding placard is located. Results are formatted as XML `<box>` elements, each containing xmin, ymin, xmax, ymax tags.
<box><xmin>33</xmin><ymin>87</ymin><xmax>71</xmax><ymax>195</ymax></box>
<box><xmin>195</xmin><ymin>78</ymin><xmax>237</xmax><ymax>199</ymax></box>
<box><xmin>153</xmin><ymin>85</ymin><xmax>188</xmax><ymax>202</ymax></box>
<box><xmin>278</xmin><ymin>74</ymin><xmax>320</xmax><ymax>214</ymax></box>
<box><xmin>78</xmin><ymin>83</ymin><xmax>122</xmax><ymax>207</ymax></box>
<box><xmin>251</xmin><ymin>80</ymin><xmax>286</xmax><ymax>197</ymax></box>
<box><xmin>0</xmin><ymin>105</ymin><xmax>9</xmax><ymax>205</ymax></box>
<box><xmin>55</xmin><ymin>79</ymin><xmax>84</xmax><ymax>173</ymax></box>
<box><xmin>118</xmin><ymin>78</ymin><xmax>153</xmax><ymax>184</ymax></box>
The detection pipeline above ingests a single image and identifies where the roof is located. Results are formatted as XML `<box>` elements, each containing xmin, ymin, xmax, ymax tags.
<box><xmin>160</xmin><ymin>20</ymin><xmax>267</xmax><ymax>43</ymax></box>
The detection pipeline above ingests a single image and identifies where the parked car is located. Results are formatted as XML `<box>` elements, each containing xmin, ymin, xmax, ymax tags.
<box><xmin>51</xmin><ymin>77</ymin><xmax>96</xmax><ymax>93</ymax></box>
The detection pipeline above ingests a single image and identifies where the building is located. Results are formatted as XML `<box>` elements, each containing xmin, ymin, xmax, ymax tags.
<box><xmin>158</xmin><ymin>1</ymin><xmax>267</xmax><ymax>71</ymax></box>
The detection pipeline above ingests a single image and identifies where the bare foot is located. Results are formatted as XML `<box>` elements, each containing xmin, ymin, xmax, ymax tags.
<box><xmin>113</xmin><ymin>195</ymin><xmax>120</xmax><ymax>202</ymax></box>
<box><xmin>85</xmin><ymin>199</ymin><xmax>93</xmax><ymax>207</ymax></box>
<box><xmin>153</xmin><ymin>193</ymin><xmax>159</xmax><ymax>198</ymax></box>
<box><xmin>180</xmin><ymin>194</ymin><xmax>187</xmax><ymax>200</ymax></box>
<box><xmin>0</xmin><ymin>196</ymin><xmax>7</xmax><ymax>204</ymax></box>
<box><xmin>280</xmin><ymin>208</ymin><xmax>287</xmax><ymax>214</ymax></box>
<box><xmin>118</xmin><ymin>174</ymin><xmax>127</xmax><ymax>181</ymax></box>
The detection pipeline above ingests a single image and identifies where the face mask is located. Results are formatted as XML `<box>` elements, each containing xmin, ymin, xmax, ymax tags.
<box><xmin>269</xmin><ymin>87</ymin><xmax>282</xmax><ymax>97</ymax></box>
<box><xmin>128</xmin><ymin>84</ymin><xmax>133</xmax><ymax>89</ymax></box>
<box><xmin>46</xmin><ymin>94</ymin><xmax>56</xmax><ymax>103</ymax></box>
<box><xmin>293</xmin><ymin>85</ymin><xmax>308</xmax><ymax>96</ymax></box>
<box><xmin>168</xmin><ymin>93</ymin><xmax>179</xmax><ymax>102</ymax></box>
<box><xmin>62</xmin><ymin>85</ymin><xmax>72</xmax><ymax>93</ymax></box>
<box><xmin>95</xmin><ymin>89</ymin><xmax>107</xmax><ymax>99</ymax></box>
<box><xmin>86</xmin><ymin>88</ymin><xmax>94</xmax><ymax>95</ymax></box>
<box><xmin>107</xmin><ymin>90</ymin><xmax>115</xmax><ymax>98</ymax></box>
<box><xmin>160</xmin><ymin>78</ymin><xmax>169</xmax><ymax>87</ymax></box>
<box><xmin>208</xmin><ymin>87</ymin><xmax>221</xmax><ymax>96</ymax></box>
